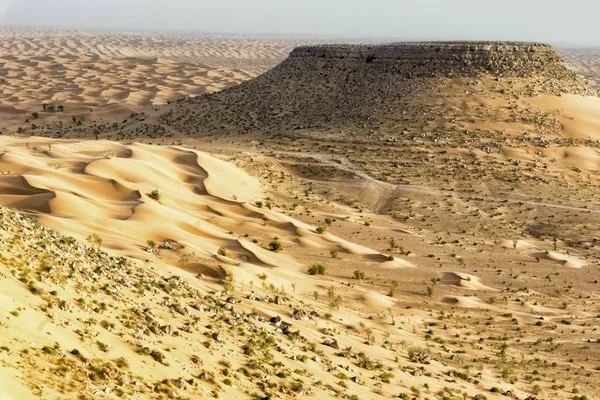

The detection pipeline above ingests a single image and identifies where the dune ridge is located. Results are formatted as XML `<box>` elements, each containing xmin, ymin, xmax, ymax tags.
<box><xmin>0</xmin><ymin>54</ymin><xmax>254</xmax><ymax>108</ymax></box>
<box><xmin>0</xmin><ymin>136</ymin><xmax>402</xmax><ymax>281</ymax></box>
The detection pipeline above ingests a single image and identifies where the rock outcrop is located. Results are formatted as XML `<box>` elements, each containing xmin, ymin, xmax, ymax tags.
<box><xmin>285</xmin><ymin>42</ymin><xmax>574</xmax><ymax>78</ymax></box>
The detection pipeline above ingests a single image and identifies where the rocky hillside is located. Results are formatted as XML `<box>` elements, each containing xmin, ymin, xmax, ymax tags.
<box><xmin>1</xmin><ymin>202</ymin><xmax>533</xmax><ymax>400</ymax></box>
<box><xmin>158</xmin><ymin>42</ymin><xmax>597</xmax><ymax>135</ymax></box>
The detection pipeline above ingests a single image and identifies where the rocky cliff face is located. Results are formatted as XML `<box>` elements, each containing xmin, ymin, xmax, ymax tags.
<box><xmin>286</xmin><ymin>42</ymin><xmax>572</xmax><ymax>78</ymax></box>
<box><xmin>160</xmin><ymin>42</ymin><xmax>595</xmax><ymax>135</ymax></box>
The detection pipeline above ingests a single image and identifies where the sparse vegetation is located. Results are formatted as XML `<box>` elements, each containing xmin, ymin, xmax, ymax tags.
<box><xmin>353</xmin><ymin>270</ymin><xmax>365</xmax><ymax>280</ymax></box>
<box><xmin>308</xmin><ymin>264</ymin><xmax>326</xmax><ymax>275</ymax></box>
<box><xmin>268</xmin><ymin>239</ymin><xmax>282</xmax><ymax>251</ymax></box>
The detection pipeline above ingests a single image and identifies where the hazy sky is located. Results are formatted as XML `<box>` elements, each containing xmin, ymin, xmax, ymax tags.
<box><xmin>1</xmin><ymin>0</ymin><xmax>599</xmax><ymax>45</ymax></box>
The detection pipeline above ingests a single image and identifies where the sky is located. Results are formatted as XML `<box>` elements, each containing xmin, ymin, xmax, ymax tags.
<box><xmin>0</xmin><ymin>0</ymin><xmax>599</xmax><ymax>46</ymax></box>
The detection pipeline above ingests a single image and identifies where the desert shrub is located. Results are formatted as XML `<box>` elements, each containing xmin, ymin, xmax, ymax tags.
<box><xmin>427</xmin><ymin>286</ymin><xmax>434</xmax><ymax>297</ymax></box>
<box><xmin>269</xmin><ymin>240</ymin><xmax>282</xmax><ymax>251</ymax></box>
<box><xmin>86</xmin><ymin>233</ymin><xmax>103</xmax><ymax>250</ymax></box>
<box><xmin>150</xmin><ymin>189</ymin><xmax>161</xmax><ymax>201</ymax></box>
<box><xmin>308</xmin><ymin>264</ymin><xmax>326</xmax><ymax>275</ymax></box>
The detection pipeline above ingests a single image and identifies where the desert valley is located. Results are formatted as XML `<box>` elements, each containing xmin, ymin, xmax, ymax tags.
<box><xmin>0</xmin><ymin>26</ymin><xmax>600</xmax><ymax>400</ymax></box>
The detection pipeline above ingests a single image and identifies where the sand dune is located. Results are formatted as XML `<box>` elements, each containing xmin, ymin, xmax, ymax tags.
<box><xmin>0</xmin><ymin>27</ymin><xmax>372</xmax><ymax>110</ymax></box>
<box><xmin>0</xmin><ymin>54</ymin><xmax>254</xmax><ymax>107</ymax></box>
<box><xmin>443</xmin><ymin>296</ymin><xmax>545</xmax><ymax>322</ymax></box>
<box><xmin>533</xmin><ymin>251</ymin><xmax>585</xmax><ymax>268</ymax></box>
<box><xmin>531</xmin><ymin>94</ymin><xmax>600</xmax><ymax>140</ymax></box>
<box><xmin>440</xmin><ymin>271</ymin><xmax>498</xmax><ymax>291</ymax></box>
<box><xmin>0</xmin><ymin>136</ymin><xmax>401</xmax><ymax>286</ymax></box>
<box><xmin>0</xmin><ymin>27</ymin><xmax>319</xmax><ymax>110</ymax></box>
<box><xmin>0</xmin><ymin>27</ymin><xmax>302</xmax><ymax>73</ymax></box>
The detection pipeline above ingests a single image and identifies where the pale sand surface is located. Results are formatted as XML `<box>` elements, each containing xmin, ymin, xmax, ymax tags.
<box><xmin>0</xmin><ymin>28</ymin><xmax>281</xmax><ymax>109</ymax></box>
<box><xmin>0</xmin><ymin>27</ymin><xmax>349</xmax><ymax>109</ymax></box>
<box><xmin>0</xmin><ymin>133</ymin><xmax>598</xmax><ymax>399</ymax></box>
<box><xmin>0</xmin><ymin>53</ymin><xmax>254</xmax><ymax>107</ymax></box>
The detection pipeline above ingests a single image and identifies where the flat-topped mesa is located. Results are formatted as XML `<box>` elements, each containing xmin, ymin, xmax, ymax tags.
<box><xmin>285</xmin><ymin>42</ymin><xmax>573</xmax><ymax>78</ymax></box>
<box><xmin>161</xmin><ymin>41</ymin><xmax>596</xmax><ymax>135</ymax></box>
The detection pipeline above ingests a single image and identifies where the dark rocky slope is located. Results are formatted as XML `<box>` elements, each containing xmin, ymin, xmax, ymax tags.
<box><xmin>159</xmin><ymin>42</ymin><xmax>596</xmax><ymax>135</ymax></box>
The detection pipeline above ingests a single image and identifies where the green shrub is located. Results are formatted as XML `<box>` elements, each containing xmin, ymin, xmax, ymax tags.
<box><xmin>307</xmin><ymin>264</ymin><xmax>326</xmax><ymax>275</ymax></box>
<box><xmin>353</xmin><ymin>270</ymin><xmax>365</xmax><ymax>280</ymax></box>
<box><xmin>150</xmin><ymin>190</ymin><xmax>161</xmax><ymax>201</ymax></box>
<box><xmin>268</xmin><ymin>240</ymin><xmax>282</xmax><ymax>251</ymax></box>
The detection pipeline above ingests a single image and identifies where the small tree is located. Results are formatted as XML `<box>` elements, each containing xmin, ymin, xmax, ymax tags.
<box><xmin>353</xmin><ymin>270</ymin><xmax>365</xmax><ymax>280</ymax></box>
<box><xmin>217</xmin><ymin>247</ymin><xmax>228</xmax><ymax>257</ymax></box>
<box><xmin>316</xmin><ymin>226</ymin><xmax>327</xmax><ymax>235</ymax></box>
<box><xmin>325</xmin><ymin>218</ymin><xmax>333</xmax><ymax>226</ymax></box>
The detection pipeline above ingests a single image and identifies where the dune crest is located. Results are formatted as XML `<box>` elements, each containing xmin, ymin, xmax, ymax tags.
<box><xmin>440</xmin><ymin>271</ymin><xmax>498</xmax><ymax>291</ymax></box>
<box><xmin>0</xmin><ymin>136</ymin><xmax>400</xmax><ymax>285</ymax></box>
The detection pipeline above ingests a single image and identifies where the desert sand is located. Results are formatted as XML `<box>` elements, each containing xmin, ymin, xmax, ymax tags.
<box><xmin>0</xmin><ymin>27</ymin><xmax>297</xmax><ymax>109</ymax></box>
<box><xmin>0</xmin><ymin>135</ymin><xmax>522</xmax><ymax>400</ymax></box>
<box><xmin>0</xmin><ymin>32</ymin><xmax>600</xmax><ymax>400</ymax></box>
<box><xmin>560</xmin><ymin>47</ymin><xmax>600</xmax><ymax>88</ymax></box>
<box><xmin>0</xmin><ymin>27</ymin><xmax>360</xmax><ymax>110</ymax></box>
<box><xmin>0</xmin><ymin>53</ymin><xmax>254</xmax><ymax>107</ymax></box>
<box><xmin>1</xmin><ymin>129</ymin><xmax>598</xmax><ymax>399</ymax></box>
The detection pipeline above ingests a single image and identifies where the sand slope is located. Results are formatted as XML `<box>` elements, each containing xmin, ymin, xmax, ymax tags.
<box><xmin>0</xmin><ymin>136</ymin><xmax>400</xmax><ymax>286</ymax></box>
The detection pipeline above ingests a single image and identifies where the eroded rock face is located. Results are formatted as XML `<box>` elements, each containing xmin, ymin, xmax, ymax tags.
<box><xmin>286</xmin><ymin>42</ymin><xmax>572</xmax><ymax>78</ymax></box>
<box><xmin>161</xmin><ymin>42</ymin><xmax>595</xmax><ymax>135</ymax></box>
